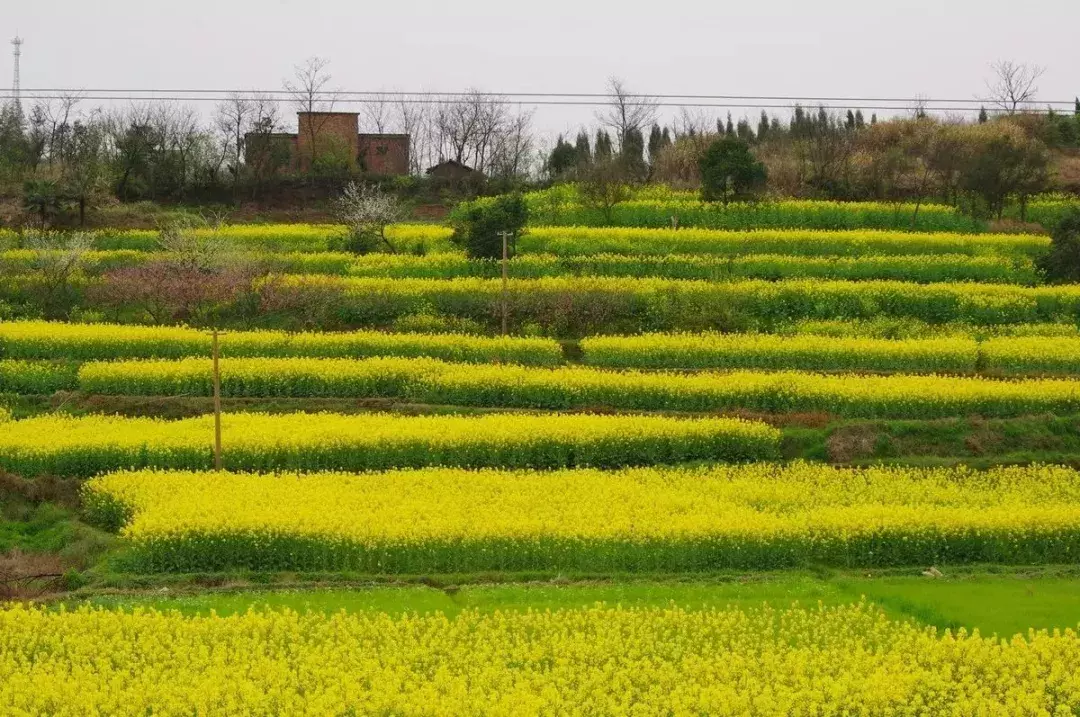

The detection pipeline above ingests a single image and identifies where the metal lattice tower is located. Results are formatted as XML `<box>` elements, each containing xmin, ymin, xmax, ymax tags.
<box><xmin>10</xmin><ymin>35</ymin><xmax>22</xmax><ymax>113</ymax></box>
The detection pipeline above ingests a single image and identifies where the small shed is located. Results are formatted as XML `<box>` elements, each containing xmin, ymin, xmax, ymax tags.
<box><xmin>426</xmin><ymin>160</ymin><xmax>480</xmax><ymax>181</ymax></box>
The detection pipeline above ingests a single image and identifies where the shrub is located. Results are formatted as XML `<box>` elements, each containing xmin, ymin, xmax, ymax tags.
<box><xmin>699</xmin><ymin>137</ymin><xmax>767</xmax><ymax>204</ymax></box>
<box><xmin>1037</xmin><ymin>208</ymin><xmax>1080</xmax><ymax>283</ymax></box>
<box><xmin>92</xmin><ymin>260</ymin><xmax>256</xmax><ymax>325</ymax></box>
<box><xmin>450</xmin><ymin>194</ymin><xmax>528</xmax><ymax>259</ymax></box>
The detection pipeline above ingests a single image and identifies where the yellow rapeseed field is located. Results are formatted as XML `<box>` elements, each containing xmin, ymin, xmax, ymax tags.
<box><xmin>2</xmin><ymin>602</ymin><xmax>1078</xmax><ymax>715</ymax></box>
<box><xmin>0</xmin><ymin>411</ymin><xmax>779</xmax><ymax>477</ymax></box>
<box><xmin>84</xmin><ymin>463</ymin><xmax>1080</xmax><ymax>572</ymax></box>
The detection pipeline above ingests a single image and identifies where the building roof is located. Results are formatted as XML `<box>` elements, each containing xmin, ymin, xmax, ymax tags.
<box><xmin>426</xmin><ymin>159</ymin><xmax>476</xmax><ymax>174</ymax></box>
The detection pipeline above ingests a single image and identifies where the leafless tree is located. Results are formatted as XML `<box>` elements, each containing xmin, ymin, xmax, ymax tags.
<box><xmin>244</xmin><ymin>95</ymin><xmax>284</xmax><ymax>188</ymax></box>
<box><xmin>283</xmin><ymin>57</ymin><xmax>336</xmax><ymax>170</ymax></box>
<box><xmin>434</xmin><ymin>90</ymin><xmax>486</xmax><ymax>167</ymax></box>
<box><xmin>215</xmin><ymin>93</ymin><xmax>254</xmax><ymax>192</ymax></box>
<box><xmin>362</xmin><ymin>94</ymin><xmax>391</xmax><ymax>133</ymax></box>
<box><xmin>488</xmin><ymin>109</ymin><xmax>535</xmax><ymax>180</ymax></box>
<box><xmin>981</xmin><ymin>60</ymin><xmax>1046</xmax><ymax>114</ymax></box>
<box><xmin>673</xmin><ymin>107</ymin><xmax>713</xmax><ymax>138</ymax></box>
<box><xmin>395</xmin><ymin>97</ymin><xmax>429</xmax><ymax>174</ymax></box>
<box><xmin>596</xmin><ymin>77</ymin><xmax>658</xmax><ymax>150</ymax></box>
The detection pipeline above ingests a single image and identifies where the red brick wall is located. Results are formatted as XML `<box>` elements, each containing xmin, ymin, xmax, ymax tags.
<box><xmin>358</xmin><ymin>134</ymin><xmax>410</xmax><ymax>175</ymax></box>
<box><xmin>296</xmin><ymin>112</ymin><xmax>359</xmax><ymax>172</ymax></box>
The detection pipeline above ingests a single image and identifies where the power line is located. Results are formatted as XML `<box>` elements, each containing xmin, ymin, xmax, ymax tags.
<box><xmin>0</xmin><ymin>94</ymin><xmax>1067</xmax><ymax>115</ymax></box>
<box><xmin>3</xmin><ymin>87</ymin><xmax>1078</xmax><ymax>106</ymax></box>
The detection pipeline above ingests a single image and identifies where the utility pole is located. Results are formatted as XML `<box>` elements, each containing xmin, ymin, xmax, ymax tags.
<box><xmin>211</xmin><ymin>329</ymin><xmax>223</xmax><ymax>471</ymax></box>
<box><xmin>498</xmin><ymin>231</ymin><xmax>514</xmax><ymax>336</ymax></box>
<box><xmin>10</xmin><ymin>36</ymin><xmax>22</xmax><ymax>119</ymax></box>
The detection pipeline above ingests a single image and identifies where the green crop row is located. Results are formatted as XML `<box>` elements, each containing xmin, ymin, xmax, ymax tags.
<box><xmin>517</xmin><ymin>226</ymin><xmax>1045</xmax><ymax>259</ymax></box>
<box><xmin>73</xmin><ymin>355</ymin><xmax>1080</xmax><ymax>419</ymax></box>
<box><xmin>267</xmin><ymin>276</ymin><xmax>1080</xmax><ymax>335</ymax></box>
<box><xmin>1</xmin><ymin>248</ymin><xmax>1038</xmax><ymax>285</ymax></box>
<box><xmin>0</xmin><ymin>412</ymin><xmax>780</xmax><ymax>478</ymax></box>
<box><xmin>508</xmin><ymin>189</ymin><xmax>989</xmax><ymax>232</ymax></box>
<box><xmin>0</xmin><ymin>224</ymin><xmax>453</xmax><ymax>254</ymax></box>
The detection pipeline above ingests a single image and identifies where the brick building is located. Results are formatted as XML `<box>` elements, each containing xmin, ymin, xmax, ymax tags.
<box><xmin>246</xmin><ymin>111</ymin><xmax>410</xmax><ymax>176</ymax></box>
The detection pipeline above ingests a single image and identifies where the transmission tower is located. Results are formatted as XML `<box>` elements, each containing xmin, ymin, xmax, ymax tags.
<box><xmin>10</xmin><ymin>35</ymin><xmax>22</xmax><ymax>115</ymax></box>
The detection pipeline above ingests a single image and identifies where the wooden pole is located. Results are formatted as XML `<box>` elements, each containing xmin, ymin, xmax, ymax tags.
<box><xmin>212</xmin><ymin>329</ymin><xmax>223</xmax><ymax>471</ymax></box>
<box><xmin>499</xmin><ymin>231</ymin><xmax>511</xmax><ymax>336</ymax></box>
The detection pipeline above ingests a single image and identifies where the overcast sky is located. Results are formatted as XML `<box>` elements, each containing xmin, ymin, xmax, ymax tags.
<box><xmin>4</xmin><ymin>0</ymin><xmax>1078</xmax><ymax>140</ymax></box>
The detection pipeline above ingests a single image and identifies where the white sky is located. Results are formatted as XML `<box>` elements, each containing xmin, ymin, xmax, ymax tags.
<box><xmin>3</xmin><ymin>0</ymin><xmax>1078</xmax><ymax>140</ymax></box>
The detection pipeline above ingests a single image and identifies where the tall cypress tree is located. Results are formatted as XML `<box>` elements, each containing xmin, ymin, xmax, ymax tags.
<box><xmin>725</xmin><ymin>113</ymin><xmax>735</xmax><ymax>136</ymax></box>
<box><xmin>854</xmin><ymin>110</ymin><xmax>865</xmax><ymax>129</ymax></box>
<box><xmin>845</xmin><ymin>110</ymin><xmax>856</xmax><ymax>130</ymax></box>
<box><xmin>757</xmin><ymin>111</ymin><xmax>770</xmax><ymax>141</ymax></box>
<box><xmin>647</xmin><ymin>124</ymin><xmax>664</xmax><ymax>163</ymax></box>
<box><xmin>574</xmin><ymin>131</ymin><xmax>592</xmax><ymax>166</ymax></box>
<box><xmin>1074</xmin><ymin>97</ymin><xmax>1079</xmax><ymax>116</ymax></box>
<box><xmin>621</xmin><ymin>127</ymin><xmax>647</xmax><ymax>180</ymax></box>
<box><xmin>547</xmin><ymin>135</ymin><xmax>577</xmax><ymax>177</ymax></box>
<box><xmin>595</xmin><ymin>129</ymin><xmax>613</xmax><ymax>162</ymax></box>
<box><xmin>978</xmin><ymin>106</ymin><xmax>989</xmax><ymax>124</ymax></box>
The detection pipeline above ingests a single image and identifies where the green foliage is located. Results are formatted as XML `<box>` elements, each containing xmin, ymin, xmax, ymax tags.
<box><xmin>699</xmin><ymin>137</ymin><xmax>768</xmax><ymax>204</ymax></box>
<box><xmin>449</xmin><ymin>194</ymin><xmax>528</xmax><ymax>259</ymax></box>
<box><xmin>22</xmin><ymin>179</ymin><xmax>63</xmax><ymax>229</ymax></box>
<box><xmin>547</xmin><ymin>135</ymin><xmax>578</xmax><ymax>178</ymax></box>
<box><xmin>1037</xmin><ymin>209</ymin><xmax>1080</xmax><ymax>283</ymax></box>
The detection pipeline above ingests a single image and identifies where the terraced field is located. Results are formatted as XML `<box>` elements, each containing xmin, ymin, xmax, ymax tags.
<box><xmin>3</xmin><ymin>201</ymin><xmax>1080</xmax><ymax>713</ymax></box>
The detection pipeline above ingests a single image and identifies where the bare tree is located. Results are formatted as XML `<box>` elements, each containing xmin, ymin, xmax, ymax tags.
<box><xmin>597</xmin><ymin>77</ymin><xmax>658</xmax><ymax>150</ymax></box>
<box><xmin>244</xmin><ymin>95</ymin><xmax>284</xmax><ymax>189</ymax></box>
<box><xmin>981</xmin><ymin>60</ymin><xmax>1046</xmax><ymax>115</ymax></box>
<box><xmin>395</xmin><ymin>97</ymin><xmax>429</xmax><ymax>174</ymax></box>
<box><xmin>283</xmin><ymin>57</ymin><xmax>336</xmax><ymax>171</ymax></box>
<box><xmin>215</xmin><ymin>93</ymin><xmax>254</xmax><ymax>193</ymax></box>
<box><xmin>673</xmin><ymin>108</ymin><xmax>714</xmax><ymax>138</ymax></box>
<box><xmin>362</xmin><ymin>94</ymin><xmax>391</xmax><ymax>133</ymax></box>
<box><xmin>488</xmin><ymin>109</ymin><xmax>535</xmax><ymax>180</ymax></box>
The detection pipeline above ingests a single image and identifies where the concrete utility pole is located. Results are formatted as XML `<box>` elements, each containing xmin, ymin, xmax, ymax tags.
<box><xmin>212</xmin><ymin>329</ymin><xmax>223</xmax><ymax>471</ymax></box>
<box><xmin>498</xmin><ymin>231</ymin><xmax>514</xmax><ymax>336</ymax></box>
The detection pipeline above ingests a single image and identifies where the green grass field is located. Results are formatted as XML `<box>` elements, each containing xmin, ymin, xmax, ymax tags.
<box><xmin>83</xmin><ymin>572</ymin><xmax>1080</xmax><ymax>639</ymax></box>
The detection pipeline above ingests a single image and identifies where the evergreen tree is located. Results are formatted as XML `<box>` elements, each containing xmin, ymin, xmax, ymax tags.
<box><xmin>547</xmin><ymin>135</ymin><xmax>578</xmax><ymax>177</ymax></box>
<box><xmin>757</xmin><ymin>111</ymin><xmax>770</xmax><ymax>141</ymax></box>
<box><xmin>647</xmin><ymin>124</ymin><xmax>664</xmax><ymax>163</ymax></box>
<box><xmin>725</xmin><ymin>113</ymin><xmax>735</xmax><ymax>136</ymax></box>
<box><xmin>574</xmin><ymin>131</ymin><xmax>592</xmax><ymax>165</ymax></box>
<box><xmin>978</xmin><ymin>107</ymin><xmax>989</xmax><ymax>124</ymax></box>
<box><xmin>621</xmin><ymin>126</ymin><xmax>647</xmax><ymax>180</ymax></box>
<box><xmin>698</xmin><ymin>137</ymin><xmax>767</xmax><ymax>205</ymax></box>
<box><xmin>736</xmin><ymin>118</ymin><xmax>754</xmax><ymax>143</ymax></box>
<box><xmin>845</xmin><ymin>110</ymin><xmax>856</xmax><ymax>130</ymax></box>
<box><xmin>792</xmin><ymin>105</ymin><xmax>806</xmax><ymax>133</ymax></box>
<box><xmin>1075</xmin><ymin>97</ymin><xmax>1079</xmax><ymax>116</ymax></box>
<box><xmin>871</xmin><ymin>113</ymin><xmax>878</xmax><ymax>125</ymax></box>
<box><xmin>854</xmin><ymin>110</ymin><xmax>865</xmax><ymax>130</ymax></box>
<box><xmin>594</xmin><ymin>129</ymin><xmax>613</xmax><ymax>162</ymax></box>
<box><xmin>661</xmin><ymin>127</ymin><xmax>672</xmax><ymax>147</ymax></box>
